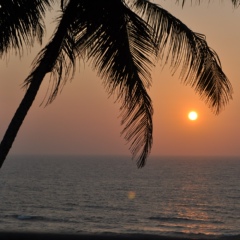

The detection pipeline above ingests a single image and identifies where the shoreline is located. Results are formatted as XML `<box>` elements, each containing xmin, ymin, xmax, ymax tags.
<box><xmin>0</xmin><ymin>232</ymin><xmax>239</xmax><ymax>240</ymax></box>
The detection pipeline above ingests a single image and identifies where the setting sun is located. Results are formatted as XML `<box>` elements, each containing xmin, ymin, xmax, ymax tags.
<box><xmin>188</xmin><ymin>111</ymin><xmax>198</xmax><ymax>121</ymax></box>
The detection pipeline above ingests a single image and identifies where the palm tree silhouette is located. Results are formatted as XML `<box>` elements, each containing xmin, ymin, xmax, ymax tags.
<box><xmin>0</xmin><ymin>0</ymin><xmax>236</xmax><ymax>169</ymax></box>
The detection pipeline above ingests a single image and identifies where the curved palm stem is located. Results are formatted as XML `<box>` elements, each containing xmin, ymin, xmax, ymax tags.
<box><xmin>0</xmin><ymin>0</ymin><xmax>77</xmax><ymax>168</ymax></box>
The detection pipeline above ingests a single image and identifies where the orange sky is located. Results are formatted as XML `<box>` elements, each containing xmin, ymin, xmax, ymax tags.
<box><xmin>1</xmin><ymin>1</ymin><xmax>240</xmax><ymax>160</ymax></box>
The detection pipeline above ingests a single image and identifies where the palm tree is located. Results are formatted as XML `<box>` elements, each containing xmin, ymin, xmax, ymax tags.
<box><xmin>0</xmin><ymin>0</ymin><xmax>236</xmax><ymax>169</ymax></box>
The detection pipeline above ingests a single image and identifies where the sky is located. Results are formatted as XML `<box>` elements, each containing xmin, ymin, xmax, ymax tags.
<box><xmin>1</xmin><ymin>1</ymin><xmax>240</xmax><ymax>160</ymax></box>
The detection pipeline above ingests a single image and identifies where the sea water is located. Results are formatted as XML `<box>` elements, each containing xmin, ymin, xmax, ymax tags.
<box><xmin>0</xmin><ymin>155</ymin><xmax>239</xmax><ymax>239</ymax></box>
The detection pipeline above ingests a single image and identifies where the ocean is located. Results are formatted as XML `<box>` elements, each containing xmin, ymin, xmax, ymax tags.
<box><xmin>0</xmin><ymin>155</ymin><xmax>239</xmax><ymax>239</ymax></box>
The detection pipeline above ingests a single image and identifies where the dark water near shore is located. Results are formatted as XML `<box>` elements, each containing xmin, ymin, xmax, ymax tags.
<box><xmin>0</xmin><ymin>155</ymin><xmax>239</xmax><ymax>239</ymax></box>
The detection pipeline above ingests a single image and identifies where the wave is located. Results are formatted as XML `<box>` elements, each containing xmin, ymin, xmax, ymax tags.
<box><xmin>5</xmin><ymin>214</ymin><xmax>78</xmax><ymax>224</ymax></box>
<box><xmin>148</xmin><ymin>216</ymin><xmax>223</xmax><ymax>224</ymax></box>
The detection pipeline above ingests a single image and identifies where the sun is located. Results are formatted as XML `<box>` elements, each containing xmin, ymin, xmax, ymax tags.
<box><xmin>188</xmin><ymin>111</ymin><xmax>198</xmax><ymax>121</ymax></box>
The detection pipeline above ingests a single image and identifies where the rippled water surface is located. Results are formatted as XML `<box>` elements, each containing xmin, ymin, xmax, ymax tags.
<box><xmin>0</xmin><ymin>155</ymin><xmax>239</xmax><ymax>239</ymax></box>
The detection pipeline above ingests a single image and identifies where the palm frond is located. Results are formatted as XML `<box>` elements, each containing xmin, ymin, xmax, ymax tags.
<box><xmin>74</xmin><ymin>0</ymin><xmax>156</xmax><ymax>167</ymax></box>
<box><xmin>231</xmin><ymin>0</ymin><xmax>240</xmax><ymax>7</ymax></box>
<box><xmin>175</xmin><ymin>0</ymin><xmax>240</xmax><ymax>8</ymax></box>
<box><xmin>132</xmin><ymin>0</ymin><xmax>233</xmax><ymax>114</ymax></box>
<box><xmin>0</xmin><ymin>0</ymin><xmax>53</xmax><ymax>56</ymax></box>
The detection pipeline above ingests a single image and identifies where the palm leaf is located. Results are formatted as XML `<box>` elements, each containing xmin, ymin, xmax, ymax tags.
<box><xmin>231</xmin><ymin>0</ymin><xmax>240</xmax><ymax>7</ymax></box>
<box><xmin>175</xmin><ymin>0</ymin><xmax>240</xmax><ymax>8</ymax></box>
<box><xmin>0</xmin><ymin>0</ymin><xmax>53</xmax><ymax>56</ymax></box>
<box><xmin>79</xmin><ymin>1</ymin><xmax>155</xmax><ymax>167</ymax></box>
<box><xmin>132</xmin><ymin>0</ymin><xmax>233</xmax><ymax>114</ymax></box>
